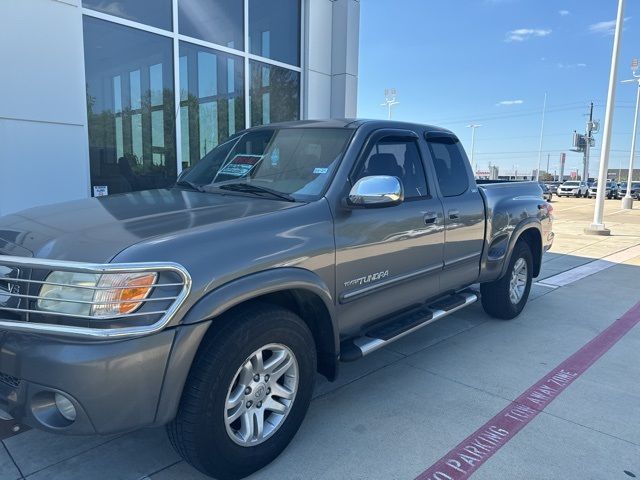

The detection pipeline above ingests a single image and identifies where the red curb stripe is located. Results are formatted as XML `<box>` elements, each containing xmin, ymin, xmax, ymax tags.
<box><xmin>416</xmin><ymin>301</ymin><xmax>640</xmax><ymax>480</ymax></box>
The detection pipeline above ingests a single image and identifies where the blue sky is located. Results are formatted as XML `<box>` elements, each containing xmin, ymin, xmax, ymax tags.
<box><xmin>357</xmin><ymin>0</ymin><xmax>640</xmax><ymax>178</ymax></box>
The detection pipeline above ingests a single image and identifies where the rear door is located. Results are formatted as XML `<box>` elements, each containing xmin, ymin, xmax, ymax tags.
<box><xmin>424</xmin><ymin>133</ymin><xmax>485</xmax><ymax>291</ymax></box>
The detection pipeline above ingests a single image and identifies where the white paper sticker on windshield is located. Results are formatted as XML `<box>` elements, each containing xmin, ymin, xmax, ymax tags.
<box><xmin>93</xmin><ymin>186</ymin><xmax>109</xmax><ymax>197</ymax></box>
<box><xmin>313</xmin><ymin>167</ymin><xmax>329</xmax><ymax>174</ymax></box>
<box><xmin>219</xmin><ymin>154</ymin><xmax>263</xmax><ymax>177</ymax></box>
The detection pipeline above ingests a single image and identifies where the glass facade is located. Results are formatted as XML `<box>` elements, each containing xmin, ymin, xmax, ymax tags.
<box><xmin>84</xmin><ymin>17</ymin><xmax>177</xmax><ymax>195</ymax></box>
<box><xmin>250</xmin><ymin>61</ymin><xmax>300</xmax><ymax>127</ymax></box>
<box><xmin>179</xmin><ymin>0</ymin><xmax>244</xmax><ymax>50</ymax></box>
<box><xmin>249</xmin><ymin>0</ymin><xmax>300</xmax><ymax>66</ymax></box>
<box><xmin>82</xmin><ymin>0</ymin><xmax>301</xmax><ymax>196</ymax></box>
<box><xmin>179</xmin><ymin>43</ymin><xmax>245</xmax><ymax>169</ymax></box>
<box><xmin>82</xmin><ymin>0</ymin><xmax>172</xmax><ymax>30</ymax></box>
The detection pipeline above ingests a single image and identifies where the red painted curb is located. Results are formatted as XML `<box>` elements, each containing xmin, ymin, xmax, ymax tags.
<box><xmin>416</xmin><ymin>301</ymin><xmax>640</xmax><ymax>480</ymax></box>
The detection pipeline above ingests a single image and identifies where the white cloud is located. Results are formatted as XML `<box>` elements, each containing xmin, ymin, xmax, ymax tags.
<box><xmin>589</xmin><ymin>18</ymin><xmax>630</xmax><ymax>35</ymax></box>
<box><xmin>557</xmin><ymin>62</ymin><xmax>587</xmax><ymax>69</ymax></box>
<box><xmin>505</xmin><ymin>28</ymin><xmax>552</xmax><ymax>42</ymax></box>
<box><xmin>559</xmin><ymin>10</ymin><xmax>570</xmax><ymax>16</ymax></box>
<box><xmin>497</xmin><ymin>100</ymin><xmax>524</xmax><ymax>106</ymax></box>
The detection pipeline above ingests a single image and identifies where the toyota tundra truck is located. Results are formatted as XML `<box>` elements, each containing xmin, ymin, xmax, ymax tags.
<box><xmin>0</xmin><ymin>120</ymin><xmax>553</xmax><ymax>479</ymax></box>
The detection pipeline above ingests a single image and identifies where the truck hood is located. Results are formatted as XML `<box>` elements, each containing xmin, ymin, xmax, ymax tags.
<box><xmin>0</xmin><ymin>189</ymin><xmax>301</xmax><ymax>262</ymax></box>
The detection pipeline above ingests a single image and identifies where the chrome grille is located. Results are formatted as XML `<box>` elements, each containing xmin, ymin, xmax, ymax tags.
<box><xmin>0</xmin><ymin>256</ymin><xmax>191</xmax><ymax>339</ymax></box>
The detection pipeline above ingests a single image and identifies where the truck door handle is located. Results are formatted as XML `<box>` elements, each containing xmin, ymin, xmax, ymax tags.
<box><xmin>424</xmin><ymin>212</ymin><xmax>437</xmax><ymax>224</ymax></box>
<box><xmin>448</xmin><ymin>209</ymin><xmax>460</xmax><ymax>220</ymax></box>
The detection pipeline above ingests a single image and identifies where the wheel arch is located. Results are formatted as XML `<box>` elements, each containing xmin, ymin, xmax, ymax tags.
<box><xmin>155</xmin><ymin>269</ymin><xmax>338</xmax><ymax>426</ymax></box>
<box><xmin>181</xmin><ymin>268</ymin><xmax>339</xmax><ymax>381</ymax></box>
<box><xmin>503</xmin><ymin>223</ymin><xmax>543</xmax><ymax>278</ymax></box>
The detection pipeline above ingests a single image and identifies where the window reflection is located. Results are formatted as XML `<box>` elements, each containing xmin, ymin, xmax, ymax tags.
<box><xmin>249</xmin><ymin>0</ymin><xmax>300</xmax><ymax>66</ymax></box>
<box><xmin>84</xmin><ymin>17</ymin><xmax>176</xmax><ymax>196</ymax></box>
<box><xmin>179</xmin><ymin>42</ymin><xmax>245</xmax><ymax>169</ymax></box>
<box><xmin>179</xmin><ymin>0</ymin><xmax>244</xmax><ymax>50</ymax></box>
<box><xmin>83</xmin><ymin>0</ymin><xmax>172</xmax><ymax>30</ymax></box>
<box><xmin>250</xmin><ymin>61</ymin><xmax>299</xmax><ymax>127</ymax></box>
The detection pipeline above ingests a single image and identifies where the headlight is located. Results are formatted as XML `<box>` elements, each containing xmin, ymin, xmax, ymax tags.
<box><xmin>37</xmin><ymin>271</ymin><xmax>157</xmax><ymax>317</ymax></box>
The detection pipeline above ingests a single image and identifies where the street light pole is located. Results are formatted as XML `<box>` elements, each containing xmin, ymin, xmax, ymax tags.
<box><xmin>467</xmin><ymin>124</ymin><xmax>482</xmax><ymax>174</ymax></box>
<box><xmin>536</xmin><ymin>92</ymin><xmax>548</xmax><ymax>182</ymax></box>
<box><xmin>381</xmin><ymin>88</ymin><xmax>399</xmax><ymax>120</ymax></box>
<box><xmin>621</xmin><ymin>60</ymin><xmax>640</xmax><ymax>209</ymax></box>
<box><xmin>586</xmin><ymin>0</ymin><xmax>625</xmax><ymax>236</ymax></box>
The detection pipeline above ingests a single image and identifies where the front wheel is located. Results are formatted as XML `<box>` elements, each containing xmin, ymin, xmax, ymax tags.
<box><xmin>168</xmin><ymin>303</ymin><xmax>316</xmax><ymax>480</ymax></box>
<box><xmin>481</xmin><ymin>240</ymin><xmax>533</xmax><ymax>320</ymax></box>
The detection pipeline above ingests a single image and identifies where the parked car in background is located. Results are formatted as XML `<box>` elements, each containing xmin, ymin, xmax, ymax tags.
<box><xmin>588</xmin><ymin>179</ymin><xmax>619</xmax><ymax>199</ymax></box>
<box><xmin>0</xmin><ymin>119</ymin><xmax>554</xmax><ymax>480</ymax></box>
<box><xmin>545</xmin><ymin>182</ymin><xmax>560</xmax><ymax>194</ymax></box>
<box><xmin>619</xmin><ymin>181</ymin><xmax>640</xmax><ymax>199</ymax></box>
<box><xmin>557</xmin><ymin>181</ymin><xmax>589</xmax><ymax>198</ymax></box>
<box><xmin>539</xmin><ymin>182</ymin><xmax>553</xmax><ymax>201</ymax></box>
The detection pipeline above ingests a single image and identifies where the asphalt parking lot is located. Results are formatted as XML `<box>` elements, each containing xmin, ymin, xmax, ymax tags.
<box><xmin>2</xmin><ymin>196</ymin><xmax>640</xmax><ymax>480</ymax></box>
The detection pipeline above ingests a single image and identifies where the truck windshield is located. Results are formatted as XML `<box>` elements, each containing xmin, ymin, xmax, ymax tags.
<box><xmin>563</xmin><ymin>182</ymin><xmax>579</xmax><ymax>186</ymax></box>
<box><xmin>178</xmin><ymin>128</ymin><xmax>353</xmax><ymax>201</ymax></box>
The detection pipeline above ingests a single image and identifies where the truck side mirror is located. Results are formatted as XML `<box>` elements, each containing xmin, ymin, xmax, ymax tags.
<box><xmin>347</xmin><ymin>176</ymin><xmax>404</xmax><ymax>208</ymax></box>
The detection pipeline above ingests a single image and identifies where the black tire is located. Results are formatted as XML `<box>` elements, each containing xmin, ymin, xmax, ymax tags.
<box><xmin>168</xmin><ymin>303</ymin><xmax>316</xmax><ymax>480</ymax></box>
<box><xmin>480</xmin><ymin>240</ymin><xmax>533</xmax><ymax>320</ymax></box>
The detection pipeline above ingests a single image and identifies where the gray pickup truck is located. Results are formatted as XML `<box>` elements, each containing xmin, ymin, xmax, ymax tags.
<box><xmin>0</xmin><ymin>120</ymin><xmax>553</xmax><ymax>479</ymax></box>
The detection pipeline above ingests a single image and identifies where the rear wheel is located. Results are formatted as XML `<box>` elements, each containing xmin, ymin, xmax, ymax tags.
<box><xmin>481</xmin><ymin>240</ymin><xmax>533</xmax><ymax>320</ymax></box>
<box><xmin>168</xmin><ymin>303</ymin><xmax>316</xmax><ymax>480</ymax></box>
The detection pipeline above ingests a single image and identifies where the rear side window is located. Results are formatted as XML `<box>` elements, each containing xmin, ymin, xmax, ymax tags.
<box><xmin>354</xmin><ymin>138</ymin><xmax>429</xmax><ymax>199</ymax></box>
<box><xmin>427</xmin><ymin>137</ymin><xmax>470</xmax><ymax>197</ymax></box>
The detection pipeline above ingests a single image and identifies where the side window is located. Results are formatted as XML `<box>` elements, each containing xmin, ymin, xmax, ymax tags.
<box><xmin>354</xmin><ymin>138</ymin><xmax>429</xmax><ymax>199</ymax></box>
<box><xmin>427</xmin><ymin>137</ymin><xmax>470</xmax><ymax>197</ymax></box>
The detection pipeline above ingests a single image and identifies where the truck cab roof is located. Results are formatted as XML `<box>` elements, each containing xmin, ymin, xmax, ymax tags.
<box><xmin>249</xmin><ymin>119</ymin><xmax>456</xmax><ymax>136</ymax></box>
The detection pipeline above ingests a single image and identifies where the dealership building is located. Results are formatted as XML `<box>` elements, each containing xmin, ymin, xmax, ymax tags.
<box><xmin>0</xmin><ymin>0</ymin><xmax>360</xmax><ymax>216</ymax></box>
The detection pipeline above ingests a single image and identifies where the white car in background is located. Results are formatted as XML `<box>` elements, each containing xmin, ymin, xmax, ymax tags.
<box><xmin>557</xmin><ymin>181</ymin><xmax>589</xmax><ymax>198</ymax></box>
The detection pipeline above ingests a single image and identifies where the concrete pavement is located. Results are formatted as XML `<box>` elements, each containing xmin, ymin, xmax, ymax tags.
<box><xmin>2</xmin><ymin>196</ymin><xmax>640</xmax><ymax>480</ymax></box>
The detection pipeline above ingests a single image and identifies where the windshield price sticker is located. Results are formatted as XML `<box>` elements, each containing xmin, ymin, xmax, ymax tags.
<box><xmin>219</xmin><ymin>155</ymin><xmax>263</xmax><ymax>177</ymax></box>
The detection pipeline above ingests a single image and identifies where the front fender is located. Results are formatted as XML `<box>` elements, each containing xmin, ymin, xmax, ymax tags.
<box><xmin>181</xmin><ymin>267</ymin><xmax>335</xmax><ymax>326</ymax></box>
<box><xmin>154</xmin><ymin>268</ymin><xmax>338</xmax><ymax>425</ymax></box>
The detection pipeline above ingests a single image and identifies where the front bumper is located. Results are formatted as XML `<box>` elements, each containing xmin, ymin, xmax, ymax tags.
<box><xmin>0</xmin><ymin>329</ymin><xmax>178</xmax><ymax>434</ymax></box>
<box><xmin>0</xmin><ymin>320</ymin><xmax>211</xmax><ymax>437</ymax></box>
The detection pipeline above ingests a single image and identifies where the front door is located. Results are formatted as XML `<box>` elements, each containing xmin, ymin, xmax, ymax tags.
<box><xmin>334</xmin><ymin>130</ymin><xmax>445</xmax><ymax>335</ymax></box>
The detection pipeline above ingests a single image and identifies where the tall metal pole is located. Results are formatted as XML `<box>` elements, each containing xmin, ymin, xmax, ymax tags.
<box><xmin>536</xmin><ymin>92</ymin><xmax>548</xmax><ymax>181</ymax></box>
<box><xmin>546</xmin><ymin>153</ymin><xmax>550</xmax><ymax>179</ymax></box>
<box><xmin>622</xmin><ymin>81</ymin><xmax>640</xmax><ymax>209</ymax></box>
<box><xmin>583</xmin><ymin>102</ymin><xmax>594</xmax><ymax>185</ymax></box>
<box><xmin>468</xmin><ymin>124</ymin><xmax>482</xmax><ymax>174</ymax></box>
<box><xmin>587</xmin><ymin>0</ymin><xmax>625</xmax><ymax>235</ymax></box>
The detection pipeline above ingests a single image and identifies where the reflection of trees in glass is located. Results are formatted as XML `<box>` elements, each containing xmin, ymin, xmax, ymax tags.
<box><xmin>180</xmin><ymin>91</ymin><xmax>245</xmax><ymax>168</ymax></box>
<box><xmin>86</xmin><ymin>87</ymin><xmax>176</xmax><ymax>192</ymax></box>
<box><xmin>250</xmin><ymin>62</ymin><xmax>300</xmax><ymax>127</ymax></box>
<box><xmin>179</xmin><ymin>44</ymin><xmax>246</xmax><ymax>169</ymax></box>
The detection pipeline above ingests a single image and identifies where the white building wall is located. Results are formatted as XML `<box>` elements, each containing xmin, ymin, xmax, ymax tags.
<box><xmin>305</xmin><ymin>0</ymin><xmax>360</xmax><ymax>119</ymax></box>
<box><xmin>0</xmin><ymin>0</ymin><xmax>359</xmax><ymax>215</ymax></box>
<box><xmin>0</xmin><ymin>0</ymin><xmax>90</xmax><ymax>216</ymax></box>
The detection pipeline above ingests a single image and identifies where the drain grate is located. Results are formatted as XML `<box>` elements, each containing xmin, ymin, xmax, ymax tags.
<box><xmin>0</xmin><ymin>372</ymin><xmax>20</xmax><ymax>388</ymax></box>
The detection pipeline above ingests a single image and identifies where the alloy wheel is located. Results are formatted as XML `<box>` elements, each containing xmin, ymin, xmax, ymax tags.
<box><xmin>224</xmin><ymin>344</ymin><xmax>299</xmax><ymax>447</ymax></box>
